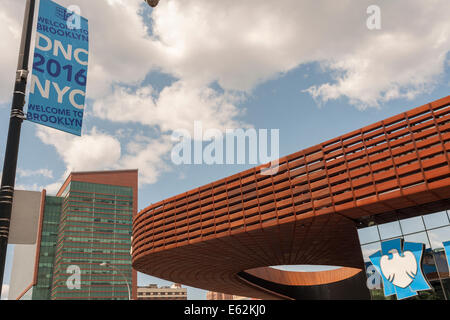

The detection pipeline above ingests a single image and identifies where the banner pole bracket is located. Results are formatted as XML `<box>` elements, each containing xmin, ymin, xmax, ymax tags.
<box><xmin>15</xmin><ymin>69</ymin><xmax>29</xmax><ymax>82</ymax></box>
<box><xmin>11</xmin><ymin>109</ymin><xmax>26</xmax><ymax>121</ymax></box>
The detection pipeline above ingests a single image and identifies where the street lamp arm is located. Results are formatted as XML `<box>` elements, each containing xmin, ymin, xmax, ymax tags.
<box><xmin>110</xmin><ymin>265</ymin><xmax>131</xmax><ymax>300</ymax></box>
<box><xmin>101</xmin><ymin>263</ymin><xmax>131</xmax><ymax>300</ymax></box>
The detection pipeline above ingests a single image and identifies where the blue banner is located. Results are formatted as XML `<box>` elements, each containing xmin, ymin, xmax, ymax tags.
<box><xmin>444</xmin><ymin>241</ymin><xmax>450</xmax><ymax>267</ymax></box>
<box><xmin>27</xmin><ymin>0</ymin><xmax>89</xmax><ymax>136</ymax></box>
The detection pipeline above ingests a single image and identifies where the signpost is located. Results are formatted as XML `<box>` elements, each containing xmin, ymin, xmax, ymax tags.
<box><xmin>0</xmin><ymin>0</ymin><xmax>89</xmax><ymax>295</ymax></box>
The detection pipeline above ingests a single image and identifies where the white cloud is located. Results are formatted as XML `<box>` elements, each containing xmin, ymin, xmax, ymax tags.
<box><xmin>150</xmin><ymin>0</ymin><xmax>450</xmax><ymax>108</ymax></box>
<box><xmin>0</xmin><ymin>0</ymin><xmax>448</xmax><ymax>108</ymax></box>
<box><xmin>0</xmin><ymin>2</ymin><xmax>25</xmax><ymax>104</ymax></box>
<box><xmin>14</xmin><ymin>181</ymin><xmax>61</xmax><ymax>195</ymax></box>
<box><xmin>44</xmin><ymin>182</ymin><xmax>62</xmax><ymax>196</ymax></box>
<box><xmin>71</xmin><ymin>0</ymin><xmax>161</xmax><ymax>99</ymax></box>
<box><xmin>17</xmin><ymin>168</ymin><xmax>53</xmax><ymax>179</ymax></box>
<box><xmin>1</xmin><ymin>0</ymin><xmax>449</xmax><ymax>187</ymax></box>
<box><xmin>305</xmin><ymin>30</ymin><xmax>449</xmax><ymax>108</ymax></box>
<box><xmin>118</xmin><ymin>134</ymin><xmax>174</xmax><ymax>185</ymax></box>
<box><xmin>15</xmin><ymin>183</ymin><xmax>43</xmax><ymax>192</ymax></box>
<box><xmin>35</xmin><ymin>126</ymin><xmax>173</xmax><ymax>187</ymax></box>
<box><xmin>93</xmin><ymin>81</ymin><xmax>247</xmax><ymax>136</ymax></box>
<box><xmin>36</xmin><ymin>126</ymin><xmax>122</xmax><ymax>175</ymax></box>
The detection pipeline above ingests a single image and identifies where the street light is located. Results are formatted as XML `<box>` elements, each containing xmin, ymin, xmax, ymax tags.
<box><xmin>0</xmin><ymin>0</ymin><xmax>36</xmax><ymax>295</ymax></box>
<box><xmin>145</xmin><ymin>0</ymin><xmax>160</xmax><ymax>7</ymax></box>
<box><xmin>100</xmin><ymin>262</ymin><xmax>131</xmax><ymax>300</ymax></box>
<box><xmin>0</xmin><ymin>0</ymin><xmax>159</xmax><ymax>295</ymax></box>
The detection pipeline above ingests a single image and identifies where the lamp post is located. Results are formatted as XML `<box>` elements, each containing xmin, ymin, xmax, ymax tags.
<box><xmin>100</xmin><ymin>262</ymin><xmax>131</xmax><ymax>300</ymax></box>
<box><xmin>0</xmin><ymin>0</ymin><xmax>159</xmax><ymax>296</ymax></box>
<box><xmin>0</xmin><ymin>0</ymin><xmax>36</xmax><ymax>295</ymax></box>
<box><xmin>145</xmin><ymin>0</ymin><xmax>160</xmax><ymax>7</ymax></box>
<box><xmin>97</xmin><ymin>2</ymin><xmax>160</xmax><ymax>303</ymax></box>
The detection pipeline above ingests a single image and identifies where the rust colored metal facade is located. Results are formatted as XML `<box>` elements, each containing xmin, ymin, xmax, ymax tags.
<box><xmin>133</xmin><ymin>96</ymin><xmax>450</xmax><ymax>299</ymax></box>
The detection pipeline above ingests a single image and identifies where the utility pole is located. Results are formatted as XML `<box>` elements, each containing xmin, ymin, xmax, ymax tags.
<box><xmin>0</xmin><ymin>0</ymin><xmax>36</xmax><ymax>295</ymax></box>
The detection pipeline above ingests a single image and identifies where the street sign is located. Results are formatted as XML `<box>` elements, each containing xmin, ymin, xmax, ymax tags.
<box><xmin>27</xmin><ymin>0</ymin><xmax>89</xmax><ymax>136</ymax></box>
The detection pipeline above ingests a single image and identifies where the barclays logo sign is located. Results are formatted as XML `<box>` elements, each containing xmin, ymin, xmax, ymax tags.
<box><xmin>369</xmin><ymin>239</ymin><xmax>431</xmax><ymax>300</ymax></box>
<box><xmin>366</xmin><ymin>238</ymin><xmax>450</xmax><ymax>300</ymax></box>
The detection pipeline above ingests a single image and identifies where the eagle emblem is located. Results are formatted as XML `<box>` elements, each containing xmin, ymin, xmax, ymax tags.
<box><xmin>369</xmin><ymin>239</ymin><xmax>431</xmax><ymax>299</ymax></box>
<box><xmin>380</xmin><ymin>248</ymin><xmax>417</xmax><ymax>288</ymax></box>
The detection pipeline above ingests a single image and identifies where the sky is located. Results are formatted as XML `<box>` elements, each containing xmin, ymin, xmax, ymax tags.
<box><xmin>0</xmin><ymin>0</ymin><xmax>449</xmax><ymax>300</ymax></box>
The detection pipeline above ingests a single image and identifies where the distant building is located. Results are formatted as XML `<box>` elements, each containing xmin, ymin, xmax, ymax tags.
<box><xmin>8</xmin><ymin>170</ymin><xmax>138</xmax><ymax>300</ymax></box>
<box><xmin>206</xmin><ymin>291</ymin><xmax>251</xmax><ymax>300</ymax></box>
<box><xmin>206</xmin><ymin>291</ymin><xmax>233</xmax><ymax>300</ymax></box>
<box><xmin>137</xmin><ymin>283</ymin><xmax>187</xmax><ymax>300</ymax></box>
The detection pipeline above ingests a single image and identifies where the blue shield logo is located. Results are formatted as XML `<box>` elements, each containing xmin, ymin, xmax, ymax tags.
<box><xmin>369</xmin><ymin>239</ymin><xmax>431</xmax><ymax>300</ymax></box>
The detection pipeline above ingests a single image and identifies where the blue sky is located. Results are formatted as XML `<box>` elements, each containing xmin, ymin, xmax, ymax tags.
<box><xmin>1</xmin><ymin>0</ymin><xmax>449</xmax><ymax>300</ymax></box>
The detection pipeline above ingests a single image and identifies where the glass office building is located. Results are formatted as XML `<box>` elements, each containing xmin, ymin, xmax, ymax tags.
<box><xmin>28</xmin><ymin>170</ymin><xmax>138</xmax><ymax>300</ymax></box>
<box><xmin>359</xmin><ymin>210</ymin><xmax>450</xmax><ymax>300</ymax></box>
<box><xmin>31</xmin><ymin>195</ymin><xmax>63</xmax><ymax>300</ymax></box>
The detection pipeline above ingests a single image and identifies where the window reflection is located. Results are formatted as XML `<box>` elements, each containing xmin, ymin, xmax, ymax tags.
<box><xmin>403</xmin><ymin>231</ymin><xmax>430</xmax><ymax>248</ymax></box>
<box><xmin>423</xmin><ymin>211</ymin><xmax>449</xmax><ymax>230</ymax></box>
<box><xmin>427</xmin><ymin>226</ymin><xmax>450</xmax><ymax>250</ymax></box>
<box><xmin>358</xmin><ymin>226</ymin><xmax>379</xmax><ymax>245</ymax></box>
<box><xmin>422</xmin><ymin>249</ymin><xmax>440</xmax><ymax>282</ymax></box>
<box><xmin>400</xmin><ymin>216</ymin><xmax>425</xmax><ymax>235</ymax></box>
<box><xmin>443</xmin><ymin>279</ymin><xmax>450</xmax><ymax>300</ymax></box>
<box><xmin>433</xmin><ymin>250</ymin><xmax>449</xmax><ymax>277</ymax></box>
<box><xmin>378</xmin><ymin>221</ymin><xmax>402</xmax><ymax>240</ymax></box>
<box><xmin>361</xmin><ymin>242</ymin><xmax>381</xmax><ymax>262</ymax></box>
